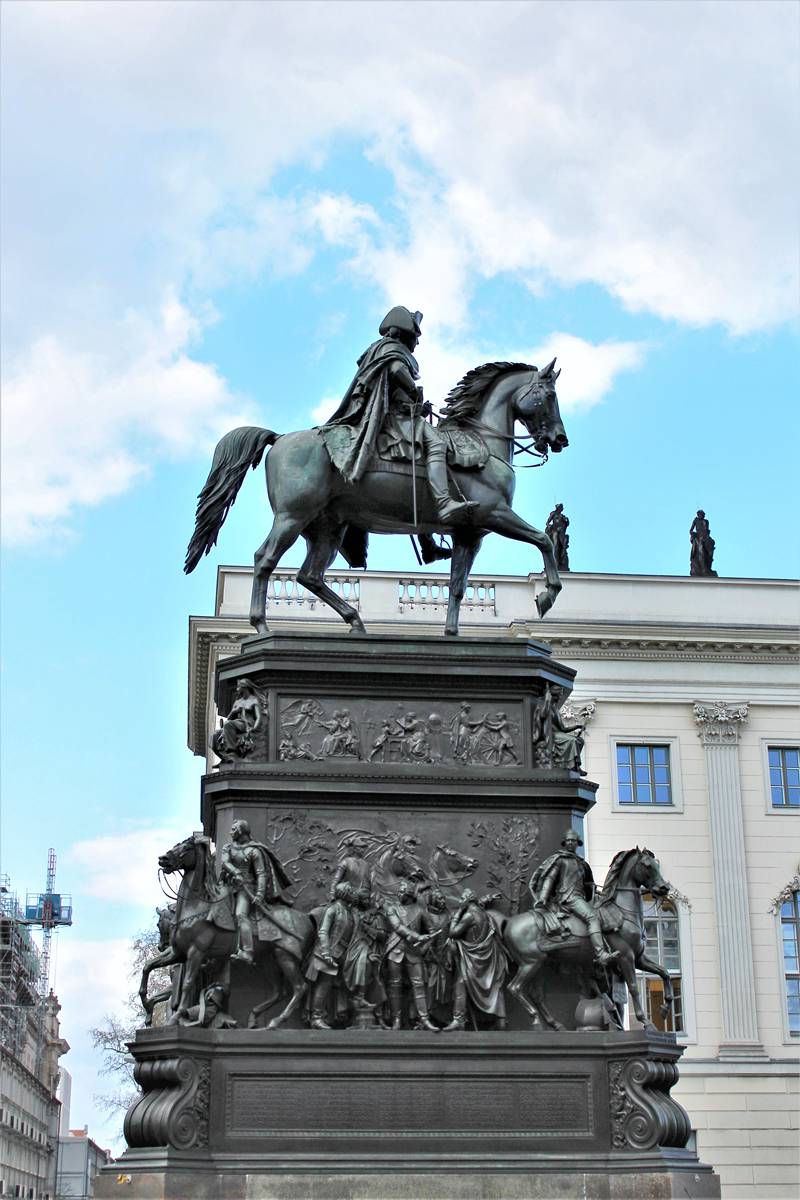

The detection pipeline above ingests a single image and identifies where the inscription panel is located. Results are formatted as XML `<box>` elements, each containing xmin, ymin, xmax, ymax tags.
<box><xmin>227</xmin><ymin>1072</ymin><xmax>593</xmax><ymax>1138</ymax></box>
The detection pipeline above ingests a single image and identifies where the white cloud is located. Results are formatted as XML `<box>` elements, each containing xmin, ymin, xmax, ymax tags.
<box><xmin>520</xmin><ymin>334</ymin><xmax>648</xmax><ymax>412</ymax></box>
<box><xmin>65</xmin><ymin>822</ymin><xmax>189</xmax><ymax>909</ymax></box>
<box><xmin>2</xmin><ymin>1</ymin><xmax>796</xmax><ymax>539</ymax></box>
<box><xmin>1</xmin><ymin>295</ymin><xmax>255</xmax><ymax>544</ymax></box>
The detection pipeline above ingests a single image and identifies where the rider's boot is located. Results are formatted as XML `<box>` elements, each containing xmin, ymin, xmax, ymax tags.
<box><xmin>230</xmin><ymin>918</ymin><xmax>254</xmax><ymax>965</ymax></box>
<box><xmin>418</xmin><ymin>533</ymin><xmax>452</xmax><ymax>563</ymax></box>
<box><xmin>425</xmin><ymin>444</ymin><xmax>478</xmax><ymax>524</ymax></box>
<box><xmin>412</xmin><ymin>982</ymin><xmax>439</xmax><ymax>1032</ymax></box>
<box><xmin>389</xmin><ymin>982</ymin><xmax>404</xmax><ymax>1030</ymax></box>
<box><xmin>589</xmin><ymin>928</ymin><xmax>618</xmax><ymax>968</ymax></box>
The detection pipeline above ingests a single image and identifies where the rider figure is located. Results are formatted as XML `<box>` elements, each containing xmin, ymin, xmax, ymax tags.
<box><xmin>323</xmin><ymin>306</ymin><xmax>477</xmax><ymax>557</ymax></box>
<box><xmin>529</xmin><ymin>829</ymin><xmax>617</xmax><ymax>968</ymax></box>
<box><xmin>219</xmin><ymin>819</ymin><xmax>292</xmax><ymax>965</ymax></box>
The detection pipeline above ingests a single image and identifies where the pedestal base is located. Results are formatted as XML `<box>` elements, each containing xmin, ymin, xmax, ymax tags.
<box><xmin>98</xmin><ymin>1027</ymin><xmax>719</xmax><ymax>1198</ymax></box>
<box><xmin>97</xmin><ymin>1166</ymin><xmax>719</xmax><ymax>1199</ymax></box>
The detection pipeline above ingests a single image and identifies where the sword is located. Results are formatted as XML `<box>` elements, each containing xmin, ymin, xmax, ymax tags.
<box><xmin>410</xmin><ymin>394</ymin><xmax>419</xmax><ymax>530</ymax></box>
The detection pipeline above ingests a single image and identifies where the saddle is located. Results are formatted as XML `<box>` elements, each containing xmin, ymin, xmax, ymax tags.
<box><xmin>531</xmin><ymin>899</ymin><xmax>624</xmax><ymax>953</ymax></box>
<box><xmin>320</xmin><ymin>422</ymin><xmax>489</xmax><ymax>477</ymax></box>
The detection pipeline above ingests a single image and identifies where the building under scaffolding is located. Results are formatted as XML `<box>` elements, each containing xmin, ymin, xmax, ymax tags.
<box><xmin>0</xmin><ymin>872</ymin><xmax>71</xmax><ymax>1200</ymax></box>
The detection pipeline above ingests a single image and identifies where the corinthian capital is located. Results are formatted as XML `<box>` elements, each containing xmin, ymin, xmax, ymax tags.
<box><xmin>694</xmin><ymin>701</ymin><xmax>749</xmax><ymax>746</ymax></box>
<box><xmin>559</xmin><ymin>699</ymin><xmax>596</xmax><ymax>727</ymax></box>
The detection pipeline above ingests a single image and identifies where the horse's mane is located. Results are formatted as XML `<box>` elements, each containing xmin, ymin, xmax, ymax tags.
<box><xmin>438</xmin><ymin>362</ymin><xmax>534</xmax><ymax>423</ymax></box>
<box><xmin>599</xmin><ymin>847</ymin><xmax>637</xmax><ymax>904</ymax></box>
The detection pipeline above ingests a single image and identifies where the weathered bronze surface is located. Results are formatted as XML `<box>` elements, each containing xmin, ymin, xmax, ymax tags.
<box><xmin>184</xmin><ymin>307</ymin><xmax>570</xmax><ymax>635</ymax></box>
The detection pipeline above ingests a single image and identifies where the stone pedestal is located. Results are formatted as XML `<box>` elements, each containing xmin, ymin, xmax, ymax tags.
<box><xmin>101</xmin><ymin>633</ymin><xmax>719</xmax><ymax>1197</ymax></box>
<box><xmin>98</xmin><ymin>1028</ymin><xmax>718</xmax><ymax>1199</ymax></box>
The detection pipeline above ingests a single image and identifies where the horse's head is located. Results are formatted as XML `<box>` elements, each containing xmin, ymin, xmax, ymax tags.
<box><xmin>158</xmin><ymin>836</ymin><xmax>198</xmax><ymax>875</ymax></box>
<box><xmin>515</xmin><ymin>358</ymin><xmax>569</xmax><ymax>455</ymax></box>
<box><xmin>436</xmin><ymin>843</ymin><xmax>479</xmax><ymax>873</ymax></box>
<box><xmin>631</xmin><ymin>847</ymin><xmax>671</xmax><ymax>898</ymax></box>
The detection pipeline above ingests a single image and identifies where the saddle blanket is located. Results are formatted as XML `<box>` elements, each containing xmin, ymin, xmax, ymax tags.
<box><xmin>320</xmin><ymin>423</ymin><xmax>489</xmax><ymax>477</ymax></box>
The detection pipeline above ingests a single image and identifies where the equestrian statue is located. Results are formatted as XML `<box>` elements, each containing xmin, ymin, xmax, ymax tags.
<box><xmin>184</xmin><ymin>306</ymin><xmax>569</xmax><ymax>636</ymax></box>
<box><xmin>504</xmin><ymin>837</ymin><xmax>676</xmax><ymax>1032</ymax></box>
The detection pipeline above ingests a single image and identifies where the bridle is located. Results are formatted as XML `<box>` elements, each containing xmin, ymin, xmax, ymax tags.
<box><xmin>449</xmin><ymin>370</ymin><xmax>553</xmax><ymax>468</ymax></box>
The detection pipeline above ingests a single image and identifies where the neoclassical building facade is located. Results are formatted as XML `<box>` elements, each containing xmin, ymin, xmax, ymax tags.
<box><xmin>188</xmin><ymin>567</ymin><xmax>800</xmax><ymax>1199</ymax></box>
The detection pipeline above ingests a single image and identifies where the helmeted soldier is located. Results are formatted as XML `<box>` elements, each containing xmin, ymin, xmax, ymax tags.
<box><xmin>528</xmin><ymin>829</ymin><xmax>617</xmax><ymax>967</ymax></box>
<box><xmin>322</xmin><ymin>307</ymin><xmax>478</xmax><ymax>551</ymax></box>
<box><xmin>218</xmin><ymin>819</ymin><xmax>292</xmax><ymax>965</ymax></box>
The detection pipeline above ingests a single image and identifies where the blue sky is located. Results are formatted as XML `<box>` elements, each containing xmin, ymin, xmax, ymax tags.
<box><xmin>1</xmin><ymin>0</ymin><xmax>798</xmax><ymax>1143</ymax></box>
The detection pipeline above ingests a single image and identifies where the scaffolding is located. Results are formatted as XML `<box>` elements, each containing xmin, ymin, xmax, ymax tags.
<box><xmin>0</xmin><ymin>855</ymin><xmax>72</xmax><ymax>1063</ymax></box>
<box><xmin>0</xmin><ymin>876</ymin><xmax>42</xmax><ymax>1057</ymax></box>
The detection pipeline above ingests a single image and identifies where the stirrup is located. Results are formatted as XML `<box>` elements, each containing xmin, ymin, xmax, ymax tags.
<box><xmin>436</xmin><ymin>497</ymin><xmax>478</xmax><ymax>523</ymax></box>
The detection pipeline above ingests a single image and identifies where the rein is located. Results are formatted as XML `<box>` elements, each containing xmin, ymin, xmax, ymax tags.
<box><xmin>454</xmin><ymin>416</ymin><xmax>550</xmax><ymax>468</ymax></box>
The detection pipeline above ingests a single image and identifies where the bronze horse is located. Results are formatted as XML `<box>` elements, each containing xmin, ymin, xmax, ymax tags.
<box><xmin>185</xmin><ymin>359</ymin><xmax>568</xmax><ymax>636</ymax></box>
<box><xmin>138</xmin><ymin>835</ymin><xmax>315</xmax><ymax>1029</ymax></box>
<box><xmin>504</xmin><ymin>847</ymin><xmax>676</xmax><ymax>1031</ymax></box>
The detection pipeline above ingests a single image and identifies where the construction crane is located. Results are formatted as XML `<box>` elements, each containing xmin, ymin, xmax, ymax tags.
<box><xmin>25</xmin><ymin>847</ymin><xmax>73</xmax><ymax>999</ymax></box>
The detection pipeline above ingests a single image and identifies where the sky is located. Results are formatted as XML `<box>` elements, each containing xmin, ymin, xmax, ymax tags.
<box><xmin>1</xmin><ymin>0</ymin><xmax>798</xmax><ymax>1146</ymax></box>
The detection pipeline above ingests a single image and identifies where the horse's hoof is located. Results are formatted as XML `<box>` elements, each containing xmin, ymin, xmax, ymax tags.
<box><xmin>444</xmin><ymin>628</ymin><xmax>458</xmax><ymax>637</ymax></box>
<box><xmin>265</xmin><ymin>1018</ymin><xmax>282</xmax><ymax>1030</ymax></box>
<box><xmin>250</xmin><ymin>618</ymin><xmax>268</xmax><ymax>636</ymax></box>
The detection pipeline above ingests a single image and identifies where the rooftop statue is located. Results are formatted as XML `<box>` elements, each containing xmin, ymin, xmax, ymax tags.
<box><xmin>545</xmin><ymin>503</ymin><xmax>570</xmax><ymax>571</ymax></box>
<box><xmin>689</xmin><ymin>509</ymin><xmax>718</xmax><ymax>577</ymax></box>
<box><xmin>185</xmin><ymin>306</ymin><xmax>569</xmax><ymax>636</ymax></box>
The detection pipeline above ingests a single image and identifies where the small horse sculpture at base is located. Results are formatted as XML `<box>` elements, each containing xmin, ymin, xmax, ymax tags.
<box><xmin>138</xmin><ymin>834</ymin><xmax>315</xmax><ymax>1029</ymax></box>
<box><xmin>504</xmin><ymin>847</ymin><xmax>675</xmax><ymax>1031</ymax></box>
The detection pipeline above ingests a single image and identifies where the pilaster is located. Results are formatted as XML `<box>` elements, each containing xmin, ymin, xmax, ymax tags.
<box><xmin>694</xmin><ymin>701</ymin><xmax>764</xmax><ymax>1057</ymax></box>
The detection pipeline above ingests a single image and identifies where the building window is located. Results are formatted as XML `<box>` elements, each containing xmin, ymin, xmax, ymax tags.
<box><xmin>768</xmin><ymin>747</ymin><xmax>800</xmax><ymax>808</ymax></box>
<box><xmin>616</xmin><ymin>744</ymin><xmax>672</xmax><ymax>806</ymax></box>
<box><xmin>635</xmin><ymin>895</ymin><xmax>684</xmax><ymax>1034</ymax></box>
<box><xmin>781</xmin><ymin>890</ymin><xmax>800</xmax><ymax>1037</ymax></box>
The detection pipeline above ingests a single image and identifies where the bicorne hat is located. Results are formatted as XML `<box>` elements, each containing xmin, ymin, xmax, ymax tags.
<box><xmin>379</xmin><ymin>306</ymin><xmax>423</xmax><ymax>338</ymax></box>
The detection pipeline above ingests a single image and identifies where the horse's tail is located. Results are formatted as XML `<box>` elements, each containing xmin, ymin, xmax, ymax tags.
<box><xmin>184</xmin><ymin>426</ymin><xmax>279</xmax><ymax>573</ymax></box>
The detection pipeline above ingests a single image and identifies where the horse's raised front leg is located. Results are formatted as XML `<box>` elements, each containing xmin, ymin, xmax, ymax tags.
<box><xmin>636</xmin><ymin>952</ymin><xmax>675</xmax><ymax>1021</ymax></box>
<box><xmin>445</xmin><ymin>531</ymin><xmax>484</xmax><ymax>637</ymax></box>
<box><xmin>139</xmin><ymin>947</ymin><xmax>179</xmax><ymax>1025</ymax></box>
<box><xmin>297</xmin><ymin>518</ymin><xmax>366</xmax><ymax>634</ymax></box>
<box><xmin>482</xmin><ymin>504</ymin><xmax>562</xmax><ymax>618</ymax></box>
<box><xmin>250</xmin><ymin>514</ymin><xmax>305</xmax><ymax>635</ymax></box>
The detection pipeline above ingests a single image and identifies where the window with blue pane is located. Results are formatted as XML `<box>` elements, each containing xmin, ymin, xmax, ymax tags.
<box><xmin>781</xmin><ymin>891</ymin><xmax>800</xmax><ymax>1038</ymax></box>
<box><xmin>616</xmin><ymin>744</ymin><xmax>673</xmax><ymax>806</ymax></box>
<box><xmin>768</xmin><ymin>747</ymin><xmax>800</xmax><ymax>808</ymax></box>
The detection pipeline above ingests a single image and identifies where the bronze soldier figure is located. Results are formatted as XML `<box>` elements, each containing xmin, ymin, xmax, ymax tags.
<box><xmin>306</xmin><ymin>882</ymin><xmax>359</xmax><ymax>1029</ymax></box>
<box><xmin>382</xmin><ymin>879</ymin><xmax>439</xmax><ymax>1031</ymax></box>
<box><xmin>218</xmin><ymin>819</ymin><xmax>292</xmax><ymax>965</ymax></box>
<box><xmin>528</xmin><ymin>829</ymin><xmax>616</xmax><ymax>967</ymax></box>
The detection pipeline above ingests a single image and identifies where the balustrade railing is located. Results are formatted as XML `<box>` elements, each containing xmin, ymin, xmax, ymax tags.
<box><xmin>398</xmin><ymin>577</ymin><xmax>497</xmax><ymax>615</ymax></box>
<box><xmin>266</xmin><ymin>571</ymin><xmax>361</xmax><ymax>610</ymax></box>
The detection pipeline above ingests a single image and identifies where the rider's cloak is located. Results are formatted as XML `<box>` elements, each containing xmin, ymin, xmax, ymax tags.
<box><xmin>320</xmin><ymin>335</ymin><xmax>420</xmax><ymax>484</ymax></box>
